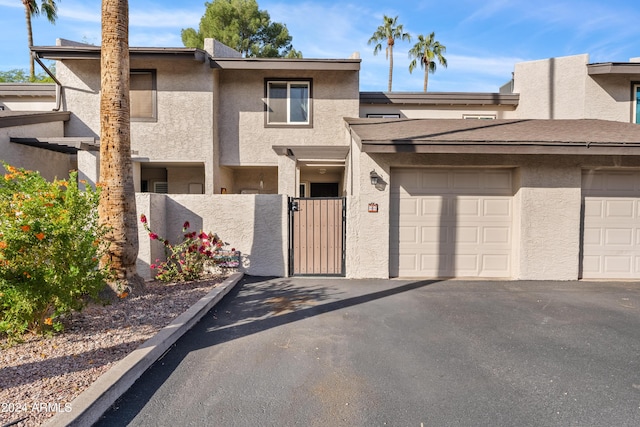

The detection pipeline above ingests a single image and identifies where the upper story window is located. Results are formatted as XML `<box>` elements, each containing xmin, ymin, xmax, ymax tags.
<box><xmin>130</xmin><ymin>70</ymin><xmax>156</xmax><ymax>121</ymax></box>
<box><xmin>634</xmin><ymin>84</ymin><xmax>640</xmax><ymax>124</ymax></box>
<box><xmin>463</xmin><ymin>114</ymin><xmax>496</xmax><ymax>120</ymax></box>
<box><xmin>266</xmin><ymin>79</ymin><xmax>311</xmax><ymax>126</ymax></box>
<box><xmin>367</xmin><ymin>113</ymin><xmax>401</xmax><ymax>118</ymax></box>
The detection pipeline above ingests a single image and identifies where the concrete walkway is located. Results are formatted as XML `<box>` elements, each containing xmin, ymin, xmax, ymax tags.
<box><xmin>94</xmin><ymin>276</ymin><xmax>640</xmax><ymax>427</ymax></box>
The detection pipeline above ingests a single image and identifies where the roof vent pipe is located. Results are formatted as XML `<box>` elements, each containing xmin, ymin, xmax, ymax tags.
<box><xmin>32</xmin><ymin>52</ymin><xmax>63</xmax><ymax>112</ymax></box>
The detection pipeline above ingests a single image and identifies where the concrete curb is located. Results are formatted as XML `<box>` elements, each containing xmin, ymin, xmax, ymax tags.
<box><xmin>44</xmin><ymin>272</ymin><xmax>244</xmax><ymax>427</ymax></box>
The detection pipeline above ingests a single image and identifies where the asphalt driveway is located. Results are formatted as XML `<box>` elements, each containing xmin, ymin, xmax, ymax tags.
<box><xmin>96</xmin><ymin>276</ymin><xmax>640</xmax><ymax>426</ymax></box>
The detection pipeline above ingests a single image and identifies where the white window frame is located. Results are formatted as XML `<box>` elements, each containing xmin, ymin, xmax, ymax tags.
<box><xmin>366</xmin><ymin>113</ymin><xmax>401</xmax><ymax>118</ymax></box>
<box><xmin>633</xmin><ymin>83</ymin><xmax>640</xmax><ymax>124</ymax></box>
<box><xmin>463</xmin><ymin>114</ymin><xmax>496</xmax><ymax>120</ymax></box>
<box><xmin>266</xmin><ymin>80</ymin><xmax>311</xmax><ymax>126</ymax></box>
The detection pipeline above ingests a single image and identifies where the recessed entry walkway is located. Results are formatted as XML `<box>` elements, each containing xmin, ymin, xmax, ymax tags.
<box><xmin>97</xmin><ymin>276</ymin><xmax>640</xmax><ymax>427</ymax></box>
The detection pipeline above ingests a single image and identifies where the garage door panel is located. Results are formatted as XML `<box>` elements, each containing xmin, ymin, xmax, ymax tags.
<box><xmin>483</xmin><ymin>199</ymin><xmax>511</xmax><ymax>217</ymax></box>
<box><xmin>582</xmin><ymin>255</ymin><xmax>601</xmax><ymax>273</ymax></box>
<box><xmin>421</xmin><ymin>226</ymin><xmax>445</xmax><ymax>244</ymax></box>
<box><xmin>453</xmin><ymin>172</ymin><xmax>482</xmax><ymax>190</ymax></box>
<box><xmin>421</xmin><ymin>197</ymin><xmax>446</xmax><ymax>216</ymax></box>
<box><xmin>581</xmin><ymin>170</ymin><xmax>640</xmax><ymax>279</ymax></box>
<box><xmin>420</xmin><ymin>254</ymin><xmax>449</xmax><ymax>272</ymax></box>
<box><xmin>584</xmin><ymin>200</ymin><xmax>603</xmax><ymax>217</ymax></box>
<box><xmin>481</xmin><ymin>254</ymin><xmax>511</xmax><ymax>274</ymax></box>
<box><xmin>398</xmin><ymin>254</ymin><xmax>418</xmax><ymax>271</ymax></box>
<box><xmin>583</xmin><ymin>228</ymin><xmax>602</xmax><ymax>245</ymax></box>
<box><xmin>604</xmin><ymin>256</ymin><xmax>632</xmax><ymax>273</ymax></box>
<box><xmin>422</xmin><ymin>171</ymin><xmax>449</xmax><ymax>190</ymax></box>
<box><xmin>606</xmin><ymin>200</ymin><xmax>635</xmax><ymax>218</ymax></box>
<box><xmin>399</xmin><ymin>226</ymin><xmax>419</xmax><ymax>244</ymax></box>
<box><xmin>399</xmin><ymin>199</ymin><xmax>419</xmax><ymax>216</ymax></box>
<box><xmin>605</xmin><ymin>229</ymin><xmax>633</xmax><ymax>246</ymax></box>
<box><xmin>456</xmin><ymin>198</ymin><xmax>480</xmax><ymax>216</ymax></box>
<box><xmin>391</xmin><ymin>168</ymin><xmax>513</xmax><ymax>278</ymax></box>
<box><xmin>457</xmin><ymin>226</ymin><xmax>480</xmax><ymax>244</ymax></box>
<box><xmin>483</xmin><ymin>227</ymin><xmax>510</xmax><ymax>244</ymax></box>
<box><xmin>456</xmin><ymin>254</ymin><xmax>479</xmax><ymax>273</ymax></box>
<box><xmin>486</xmin><ymin>171</ymin><xmax>513</xmax><ymax>191</ymax></box>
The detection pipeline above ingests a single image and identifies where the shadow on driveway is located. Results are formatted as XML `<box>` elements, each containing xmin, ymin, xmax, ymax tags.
<box><xmin>96</xmin><ymin>275</ymin><xmax>439</xmax><ymax>425</ymax></box>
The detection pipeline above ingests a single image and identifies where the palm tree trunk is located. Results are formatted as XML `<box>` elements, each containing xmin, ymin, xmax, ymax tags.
<box><xmin>388</xmin><ymin>45</ymin><xmax>393</xmax><ymax>92</ymax></box>
<box><xmin>424</xmin><ymin>68</ymin><xmax>429</xmax><ymax>92</ymax></box>
<box><xmin>424</xmin><ymin>59</ymin><xmax>431</xmax><ymax>92</ymax></box>
<box><xmin>99</xmin><ymin>0</ymin><xmax>144</xmax><ymax>294</ymax></box>
<box><xmin>24</xmin><ymin>2</ymin><xmax>35</xmax><ymax>81</ymax></box>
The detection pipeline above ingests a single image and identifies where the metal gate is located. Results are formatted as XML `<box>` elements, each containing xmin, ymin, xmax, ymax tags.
<box><xmin>289</xmin><ymin>197</ymin><xmax>346</xmax><ymax>276</ymax></box>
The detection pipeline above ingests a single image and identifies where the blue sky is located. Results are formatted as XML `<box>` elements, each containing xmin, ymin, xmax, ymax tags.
<box><xmin>1</xmin><ymin>0</ymin><xmax>639</xmax><ymax>92</ymax></box>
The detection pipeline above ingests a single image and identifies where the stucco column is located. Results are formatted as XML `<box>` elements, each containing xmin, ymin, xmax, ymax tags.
<box><xmin>277</xmin><ymin>154</ymin><xmax>297</xmax><ymax>196</ymax></box>
<box><xmin>345</xmin><ymin>151</ymin><xmax>390</xmax><ymax>279</ymax></box>
<box><xmin>516</xmin><ymin>164</ymin><xmax>582</xmax><ymax>280</ymax></box>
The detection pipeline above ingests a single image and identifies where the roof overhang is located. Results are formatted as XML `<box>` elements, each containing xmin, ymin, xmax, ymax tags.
<box><xmin>360</xmin><ymin>91</ymin><xmax>519</xmax><ymax>106</ymax></box>
<box><xmin>32</xmin><ymin>46</ymin><xmax>208</xmax><ymax>62</ymax></box>
<box><xmin>10</xmin><ymin>137</ymin><xmax>99</xmax><ymax>154</ymax></box>
<box><xmin>346</xmin><ymin>118</ymin><xmax>640</xmax><ymax>156</ymax></box>
<box><xmin>0</xmin><ymin>111</ymin><xmax>70</xmax><ymax>128</ymax></box>
<box><xmin>272</xmin><ymin>145</ymin><xmax>350</xmax><ymax>161</ymax></box>
<box><xmin>587</xmin><ymin>62</ymin><xmax>640</xmax><ymax>75</ymax></box>
<box><xmin>211</xmin><ymin>58</ymin><xmax>360</xmax><ymax>71</ymax></box>
<box><xmin>0</xmin><ymin>83</ymin><xmax>56</xmax><ymax>97</ymax></box>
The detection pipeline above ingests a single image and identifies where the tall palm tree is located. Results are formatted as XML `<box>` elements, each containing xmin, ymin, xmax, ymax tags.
<box><xmin>368</xmin><ymin>15</ymin><xmax>411</xmax><ymax>92</ymax></box>
<box><xmin>22</xmin><ymin>0</ymin><xmax>58</xmax><ymax>81</ymax></box>
<box><xmin>408</xmin><ymin>32</ymin><xmax>447</xmax><ymax>92</ymax></box>
<box><xmin>99</xmin><ymin>0</ymin><xmax>144</xmax><ymax>294</ymax></box>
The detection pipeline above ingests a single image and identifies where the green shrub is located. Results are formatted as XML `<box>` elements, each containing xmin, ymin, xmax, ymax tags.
<box><xmin>0</xmin><ymin>164</ymin><xmax>112</xmax><ymax>339</ymax></box>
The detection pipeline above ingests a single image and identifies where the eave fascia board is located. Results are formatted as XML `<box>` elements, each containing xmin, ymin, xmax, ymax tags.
<box><xmin>211</xmin><ymin>58</ymin><xmax>361</xmax><ymax>71</ymax></box>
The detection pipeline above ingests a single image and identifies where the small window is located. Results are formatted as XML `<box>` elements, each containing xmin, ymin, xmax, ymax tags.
<box><xmin>463</xmin><ymin>114</ymin><xmax>496</xmax><ymax>120</ymax></box>
<box><xmin>634</xmin><ymin>83</ymin><xmax>640</xmax><ymax>124</ymax></box>
<box><xmin>366</xmin><ymin>113</ymin><xmax>400</xmax><ymax>118</ymax></box>
<box><xmin>130</xmin><ymin>70</ymin><xmax>156</xmax><ymax>121</ymax></box>
<box><xmin>153</xmin><ymin>182</ymin><xmax>168</xmax><ymax>193</ymax></box>
<box><xmin>266</xmin><ymin>80</ymin><xmax>311</xmax><ymax>125</ymax></box>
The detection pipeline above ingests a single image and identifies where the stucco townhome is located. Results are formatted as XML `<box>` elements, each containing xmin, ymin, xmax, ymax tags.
<box><xmin>2</xmin><ymin>43</ymin><xmax>640</xmax><ymax>281</ymax></box>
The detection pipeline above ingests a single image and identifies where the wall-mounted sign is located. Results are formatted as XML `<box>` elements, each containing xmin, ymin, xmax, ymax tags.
<box><xmin>368</xmin><ymin>203</ymin><xmax>378</xmax><ymax>213</ymax></box>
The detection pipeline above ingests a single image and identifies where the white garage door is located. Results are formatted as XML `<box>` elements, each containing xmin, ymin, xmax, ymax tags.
<box><xmin>390</xmin><ymin>168</ymin><xmax>514</xmax><ymax>278</ymax></box>
<box><xmin>581</xmin><ymin>170</ymin><xmax>640</xmax><ymax>279</ymax></box>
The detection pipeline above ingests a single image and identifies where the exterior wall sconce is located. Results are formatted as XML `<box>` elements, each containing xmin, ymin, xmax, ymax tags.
<box><xmin>370</xmin><ymin>170</ymin><xmax>381</xmax><ymax>186</ymax></box>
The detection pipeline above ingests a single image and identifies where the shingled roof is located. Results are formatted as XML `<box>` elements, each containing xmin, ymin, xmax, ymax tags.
<box><xmin>345</xmin><ymin>118</ymin><xmax>640</xmax><ymax>155</ymax></box>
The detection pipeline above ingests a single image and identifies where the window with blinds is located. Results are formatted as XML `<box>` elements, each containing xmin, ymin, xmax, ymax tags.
<box><xmin>130</xmin><ymin>70</ymin><xmax>156</xmax><ymax>121</ymax></box>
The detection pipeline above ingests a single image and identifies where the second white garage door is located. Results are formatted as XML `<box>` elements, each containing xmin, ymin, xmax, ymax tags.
<box><xmin>390</xmin><ymin>168</ymin><xmax>514</xmax><ymax>278</ymax></box>
<box><xmin>581</xmin><ymin>170</ymin><xmax>640</xmax><ymax>279</ymax></box>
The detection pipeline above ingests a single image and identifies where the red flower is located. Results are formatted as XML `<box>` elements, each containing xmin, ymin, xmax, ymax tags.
<box><xmin>140</xmin><ymin>214</ymin><xmax>147</xmax><ymax>224</ymax></box>
<box><xmin>183</xmin><ymin>221</ymin><xmax>190</xmax><ymax>229</ymax></box>
<box><xmin>149</xmin><ymin>232</ymin><xmax>158</xmax><ymax>240</ymax></box>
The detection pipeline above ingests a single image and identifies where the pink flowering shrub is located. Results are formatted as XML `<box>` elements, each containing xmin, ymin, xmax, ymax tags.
<box><xmin>141</xmin><ymin>215</ymin><xmax>230</xmax><ymax>282</ymax></box>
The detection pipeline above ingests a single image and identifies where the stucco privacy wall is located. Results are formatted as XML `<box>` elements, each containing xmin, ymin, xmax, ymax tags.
<box><xmin>351</xmin><ymin>151</ymin><xmax>636</xmax><ymax>280</ymax></box>
<box><xmin>0</xmin><ymin>120</ymin><xmax>73</xmax><ymax>180</ymax></box>
<box><xmin>136</xmin><ymin>193</ymin><xmax>287</xmax><ymax>280</ymax></box>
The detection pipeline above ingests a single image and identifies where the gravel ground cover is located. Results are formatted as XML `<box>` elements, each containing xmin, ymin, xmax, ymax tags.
<box><xmin>0</xmin><ymin>276</ymin><xmax>226</xmax><ymax>427</ymax></box>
